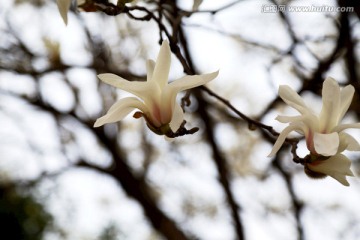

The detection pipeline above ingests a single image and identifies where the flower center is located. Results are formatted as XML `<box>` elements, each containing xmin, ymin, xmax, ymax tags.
<box><xmin>151</xmin><ymin>104</ymin><xmax>162</xmax><ymax>127</ymax></box>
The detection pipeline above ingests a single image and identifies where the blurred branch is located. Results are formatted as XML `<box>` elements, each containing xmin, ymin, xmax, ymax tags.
<box><xmin>338</xmin><ymin>0</ymin><xmax>360</xmax><ymax>92</ymax></box>
<box><xmin>18</xmin><ymin>93</ymin><xmax>191</xmax><ymax>240</ymax></box>
<box><xmin>2</xmin><ymin>0</ymin><xmax>359</xmax><ymax>239</ymax></box>
<box><xmin>78</xmin><ymin>157</ymin><xmax>191</xmax><ymax>240</ymax></box>
<box><xmin>200</xmin><ymin>86</ymin><xmax>278</xmax><ymax>137</ymax></box>
<box><xmin>0</xmin><ymin>14</ymin><xmax>192</xmax><ymax>238</ymax></box>
<box><xmin>196</xmin><ymin>91</ymin><xmax>245</xmax><ymax>240</ymax></box>
<box><xmin>165</xmin><ymin>2</ymin><xmax>245</xmax><ymax>238</ymax></box>
<box><xmin>259</xmin><ymin>3</ymin><xmax>349</xmax><ymax>118</ymax></box>
<box><xmin>272</xmin><ymin>158</ymin><xmax>304</xmax><ymax>240</ymax></box>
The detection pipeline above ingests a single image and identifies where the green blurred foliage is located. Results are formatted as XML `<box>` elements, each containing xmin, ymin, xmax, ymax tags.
<box><xmin>0</xmin><ymin>185</ymin><xmax>52</xmax><ymax>240</ymax></box>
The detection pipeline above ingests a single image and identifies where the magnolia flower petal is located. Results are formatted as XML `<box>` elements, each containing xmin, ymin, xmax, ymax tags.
<box><xmin>313</xmin><ymin>132</ymin><xmax>339</xmax><ymax>156</ymax></box>
<box><xmin>161</xmin><ymin>71</ymin><xmax>218</xmax><ymax>124</ymax></box>
<box><xmin>98</xmin><ymin>73</ymin><xmax>152</xmax><ymax>99</ymax></box>
<box><xmin>338</xmin><ymin>132</ymin><xmax>360</xmax><ymax>152</ymax></box>
<box><xmin>276</xmin><ymin>112</ymin><xmax>318</xmax><ymax>132</ymax></box>
<box><xmin>57</xmin><ymin>0</ymin><xmax>72</xmax><ymax>25</ymax></box>
<box><xmin>276</xmin><ymin>115</ymin><xmax>310</xmax><ymax>136</ymax></box>
<box><xmin>276</xmin><ymin>114</ymin><xmax>316</xmax><ymax>126</ymax></box>
<box><xmin>152</xmin><ymin>40</ymin><xmax>171</xmax><ymax>89</ymax></box>
<box><xmin>94</xmin><ymin>97</ymin><xmax>147</xmax><ymax>127</ymax></box>
<box><xmin>319</xmin><ymin>77</ymin><xmax>341</xmax><ymax>131</ymax></box>
<box><xmin>168</xmin><ymin>71</ymin><xmax>219</xmax><ymax>94</ymax></box>
<box><xmin>333</xmin><ymin>123</ymin><xmax>360</xmax><ymax>132</ymax></box>
<box><xmin>308</xmin><ymin>154</ymin><xmax>354</xmax><ymax>186</ymax></box>
<box><xmin>192</xmin><ymin>0</ymin><xmax>203</xmax><ymax>11</ymax></box>
<box><xmin>268</xmin><ymin>123</ymin><xmax>303</xmax><ymax>157</ymax></box>
<box><xmin>146</xmin><ymin>59</ymin><xmax>156</xmax><ymax>82</ymax></box>
<box><xmin>275</xmin><ymin>115</ymin><xmax>302</xmax><ymax>123</ymax></box>
<box><xmin>169</xmin><ymin>103</ymin><xmax>184</xmax><ymax>132</ymax></box>
<box><xmin>279</xmin><ymin>85</ymin><xmax>312</xmax><ymax>115</ymax></box>
<box><xmin>77</xmin><ymin>0</ymin><xmax>86</xmax><ymax>5</ymax></box>
<box><xmin>338</xmin><ymin>84</ymin><xmax>355</xmax><ymax>121</ymax></box>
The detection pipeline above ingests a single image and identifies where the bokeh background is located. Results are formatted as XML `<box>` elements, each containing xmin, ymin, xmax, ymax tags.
<box><xmin>1</xmin><ymin>0</ymin><xmax>360</xmax><ymax>239</ymax></box>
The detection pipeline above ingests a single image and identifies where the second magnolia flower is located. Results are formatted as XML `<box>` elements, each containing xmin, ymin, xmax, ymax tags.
<box><xmin>268</xmin><ymin>77</ymin><xmax>360</xmax><ymax>186</ymax></box>
<box><xmin>94</xmin><ymin>40</ymin><xmax>218</xmax><ymax>137</ymax></box>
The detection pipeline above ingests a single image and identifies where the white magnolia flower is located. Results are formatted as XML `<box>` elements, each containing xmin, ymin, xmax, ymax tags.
<box><xmin>268</xmin><ymin>77</ymin><xmax>360</xmax><ymax>186</ymax></box>
<box><xmin>94</xmin><ymin>40</ymin><xmax>218</xmax><ymax>138</ymax></box>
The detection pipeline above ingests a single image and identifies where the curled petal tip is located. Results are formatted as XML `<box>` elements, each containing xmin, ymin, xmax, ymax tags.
<box><xmin>339</xmin><ymin>179</ymin><xmax>350</xmax><ymax>186</ymax></box>
<box><xmin>57</xmin><ymin>0</ymin><xmax>71</xmax><ymax>25</ymax></box>
<box><xmin>267</xmin><ymin>145</ymin><xmax>279</xmax><ymax>158</ymax></box>
<box><xmin>62</xmin><ymin>17</ymin><xmax>68</xmax><ymax>26</ymax></box>
<box><xmin>267</xmin><ymin>149</ymin><xmax>278</xmax><ymax>158</ymax></box>
<box><xmin>347</xmin><ymin>169</ymin><xmax>355</xmax><ymax>177</ymax></box>
<box><xmin>267</xmin><ymin>146</ymin><xmax>277</xmax><ymax>157</ymax></box>
<box><xmin>212</xmin><ymin>70</ymin><xmax>220</xmax><ymax>78</ymax></box>
<box><xmin>201</xmin><ymin>70</ymin><xmax>219</xmax><ymax>83</ymax></box>
<box><xmin>93</xmin><ymin>120</ymin><xmax>102</xmax><ymax>128</ymax></box>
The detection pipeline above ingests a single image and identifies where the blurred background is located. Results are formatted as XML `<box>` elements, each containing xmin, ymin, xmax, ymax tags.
<box><xmin>1</xmin><ymin>0</ymin><xmax>360</xmax><ymax>239</ymax></box>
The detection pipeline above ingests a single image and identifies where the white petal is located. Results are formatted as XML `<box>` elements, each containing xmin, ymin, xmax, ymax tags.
<box><xmin>276</xmin><ymin>115</ymin><xmax>302</xmax><ymax>123</ymax></box>
<box><xmin>98</xmin><ymin>73</ymin><xmax>155</xmax><ymax>100</ymax></box>
<box><xmin>146</xmin><ymin>59</ymin><xmax>156</xmax><ymax>82</ymax></box>
<box><xmin>77</xmin><ymin>0</ymin><xmax>85</xmax><ymax>5</ymax></box>
<box><xmin>276</xmin><ymin>113</ymin><xmax>317</xmax><ymax>125</ymax></box>
<box><xmin>268</xmin><ymin>123</ymin><xmax>304</xmax><ymax>157</ymax></box>
<box><xmin>333</xmin><ymin>123</ymin><xmax>360</xmax><ymax>132</ymax></box>
<box><xmin>276</xmin><ymin>112</ymin><xmax>318</xmax><ymax>133</ymax></box>
<box><xmin>338</xmin><ymin>132</ymin><xmax>360</xmax><ymax>152</ymax></box>
<box><xmin>162</xmin><ymin>71</ymin><xmax>218</xmax><ymax>120</ymax></box>
<box><xmin>278</xmin><ymin>85</ymin><xmax>311</xmax><ymax>115</ymax></box>
<box><xmin>169</xmin><ymin>103</ymin><xmax>184</xmax><ymax>132</ymax></box>
<box><xmin>313</xmin><ymin>132</ymin><xmax>339</xmax><ymax>156</ymax></box>
<box><xmin>307</xmin><ymin>154</ymin><xmax>354</xmax><ymax>186</ymax></box>
<box><xmin>57</xmin><ymin>0</ymin><xmax>72</xmax><ymax>25</ymax></box>
<box><xmin>319</xmin><ymin>77</ymin><xmax>341</xmax><ymax>131</ymax></box>
<box><xmin>338</xmin><ymin>84</ymin><xmax>354</xmax><ymax>121</ymax></box>
<box><xmin>192</xmin><ymin>0</ymin><xmax>203</xmax><ymax>11</ymax></box>
<box><xmin>152</xmin><ymin>40</ymin><xmax>171</xmax><ymax>89</ymax></box>
<box><xmin>168</xmin><ymin>71</ymin><xmax>219</xmax><ymax>94</ymax></box>
<box><xmin>94</xmin><ymin>97</ymin><xmax>147</xmax><ymax>127</ymax></box>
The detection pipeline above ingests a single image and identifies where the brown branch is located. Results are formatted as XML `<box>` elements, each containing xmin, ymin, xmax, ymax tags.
<box><xmin>166</xmin><ymin>2</ymin><xmax>245</xmax><ymax>238</ymax></box>
<box><xmin>200</xmin><ymin>86</ymin><xmax>278</xmax><ymax>137</ymax></box>
<box><xmin>196</xmin><ymin>90</ymin><xmax>245</xmax><ymax>240</ymax></box>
